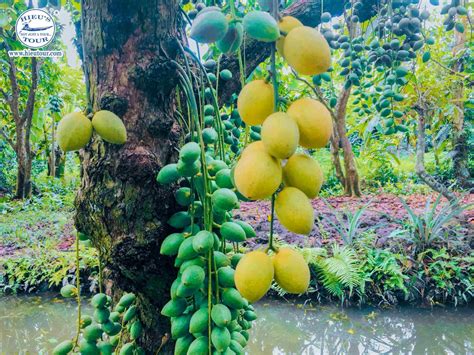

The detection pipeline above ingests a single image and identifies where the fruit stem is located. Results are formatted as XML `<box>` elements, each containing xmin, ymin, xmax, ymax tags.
<box><xmin>268</xmin><ymin>193</ymin><xmax>276</xmax><ymax>251</ymax></box>
<box><xmin>74</xmin><ymin>231</ymin><xmax>81</xmax><ymax>347</ymax></box>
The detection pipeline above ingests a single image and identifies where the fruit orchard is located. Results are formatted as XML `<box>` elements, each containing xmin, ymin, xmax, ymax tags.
<box><xmin>0</xmin><ymin>0</ymin><xmax>472</xmax><ymax>354</ymax></box>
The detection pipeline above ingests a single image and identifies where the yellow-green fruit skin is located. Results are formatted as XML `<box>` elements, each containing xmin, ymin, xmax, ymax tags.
<box><xmin>92</xmin><ymin>110</ymin><xmax>127</xmax><ymax>144</ymax></box>
<box><xmin>276</xmin><ymin>16</ymin><xmax>302</xmax><ymax>57</ymax></box>
<box><xmin>235</xmin><ymin>251</ymin><xmax>274</xmax><ymax>302</ymax></box>
<box><xmin>287</xmin><ymin>98</ymin><xmax>332</xmax><ymax>148</ymax></box>
<box><xmin>275</xmin><ymin>187</ymin><xmax>314</xmax><ymax>235</ymax></box>
<box><xmin>283</xmin><ymin>26</ymin><xmax>331</xmax><ymax>75</ymax></box>
<box><xmin>57</xmin><ymin>112</ymin><xmax>93</xmax><ymax>152</ymax></box>
<box><xmin>283</xmin><ymin>154</ymin><xmax>323</xmax><ymax>198</ymax></box>
<box><xmin>237</xmin><ymin>80</ymin><xmax>274</xmax><ymax>126</ymax></box>
<box><xmin>273</xmin><ymin>248</ymin><xmax>310</xmax><ymax>294</ymax></box>
<box><xmin>261</xmin><ymin>112</ymin><xmax>299</xmax><ymax>159</ymax></box>
<box><xmin>234</xmin><ymin>148</ymin><xmax>282</xmax><ymax>200</ymax></box>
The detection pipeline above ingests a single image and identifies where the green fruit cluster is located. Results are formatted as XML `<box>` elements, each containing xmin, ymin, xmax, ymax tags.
<box><xmin>54</xmin><ymin>292</ymin><xmax>143</xmax><ymax>355</ymax></box>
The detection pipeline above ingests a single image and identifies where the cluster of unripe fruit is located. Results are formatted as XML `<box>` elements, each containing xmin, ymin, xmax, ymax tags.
<box><xmin>55</xmin><ymin>290</ymin><xmax>142</xmax><ymax>355</ymax></box>
<box><xmin>56</xmin><ymin>110</ymin><xmax>127</xmax><ymax>152</ymax></box>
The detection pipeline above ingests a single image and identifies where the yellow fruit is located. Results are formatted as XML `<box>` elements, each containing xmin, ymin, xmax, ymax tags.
<box><xmin>283</xmin><ymin>154</ymin><xmax>323</xmax><ymax>198</ymax></box>
<box><xmin>240</xmin><ymin>141</ymin><xmax>265</xmax><ymax>158</ymax></box>
<box><xmin>261</xmin><ymin>112</ymin><xmax>299</xmax><ymax>159</ymax></box>
<box><xmin>234</xmin><ymin>149</ymin><xmax>282</xmax><ymax>200</ymax></box>
<box><xmin>283</xmin><ymin>26</ymin><xmax>331</xmax><ymax>75</ymax></box>
<box><xmin>276</xmin><ymin>16</ymin><xmax>303</xmax><ymax>57</ymax></box>
<box><xmin>273</xmin><ymin>248</ymin><xmax>310</xmax><ymax>294</ymax></box>
<box><xmin>235</xmin><ymin>250</ymin><xmax>274</xmax><ymax>302</ymax></box>
<box><xmin>287</xmin><ymin>98</ymin><xmax>332</xmax><ymax>148</ymax></box>
<box><xmin>237</xmin><ymin>80</ymin><xmax>274</xmax><ymax>125</ymax></box>
<box><xmin>92</xmin><ymin>110</ymin><xmax>127</xmax><ymax>144</ymax></box>
<box><xmin>275</xmin><ymin>187</ymin><xmax>314</xmax><ymax>235</ymax></box>
<box><xmin>57</xmin><ymin>112</ymin><xmax>93</xmax><ymax>152</ymax></box>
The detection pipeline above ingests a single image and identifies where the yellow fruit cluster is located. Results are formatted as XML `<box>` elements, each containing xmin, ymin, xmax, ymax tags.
<box><xmin>234</xmin><ymin>18</ymin><xmax>332</xmax><ymax>236</ymax></box>
<box><xmin>234</xmin><ymin>248</ymin><xmax>310</xmax><ymax>303</ymax></box>
<box><xmin>57</xmin><ymin>110</ymin><xmax>127</xmax><ymax>152</ymax></box>
<box><xmin>235</xmin><ymin>97</ymin><xmax>330</xmax><ymax>235</ymax></box>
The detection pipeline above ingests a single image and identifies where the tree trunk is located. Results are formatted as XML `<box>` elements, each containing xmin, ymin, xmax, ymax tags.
<box><xmin>15</xmin><ymin>124</ymin><xmax>32</xmax><ymax>199</ymax></box>
<box><xmin>451</xmin><ymin>17</ymin><xmax>472</xmax><ymax>188</ymax></box>
<box><xmin>334</xmin><ymin>87</ymin><xmax>361</xmax><ymax>196</ymax></box>
<box><xmin>49</xmin><ymin>115</ymin><xmax>56</xmax><ymax>177</ymax></box>
<box><xmin>415</xmin><ymin>107</ymin><xmax>456</xmax><ymax>202</ymax></box>
<box><xmin>76</xmin><ymin>1</ymin><xmax>185</xmax><ymax>352</ymax></box>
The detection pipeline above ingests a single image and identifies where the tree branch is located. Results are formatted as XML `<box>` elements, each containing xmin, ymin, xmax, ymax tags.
<box><xmin>0</xmin><ymin>126</ymin><xmax>15</xmax><ymax>150</ymax></box>
<box><xmin>22</xmin><ymin>57</ymin><xmax>39</xmax><ymax>127</ymax></box>
<box><xmin>4</xmin><ymin>43</ymin><xmax>21</xmax><ymax>123</ymax></box>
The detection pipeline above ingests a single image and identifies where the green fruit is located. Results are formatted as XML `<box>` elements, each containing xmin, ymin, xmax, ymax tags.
<box><xmin>176</xmin><ymin>283</ymin><xmax>197</xmax><ymax>298</ymax></box>
<box><xmin>202</xmin><ymin>127</ymin><xmax>218</xmax><ymax>144</ymax></box>
<box><xmin>57</xmin><ymin>112</ymin><xmax>93</xmax><ymax>152</ymax></box>
<box><xmin>177</xmin><ymin>159</ymin><xmax>201</xmax><ymax>177</ymax></box>
<box><xmin>92</xmin><ymin>110</ymin><xmax>127</xmax><ymax>144</ymax></box>
<box><xmin>171</xmin><ymin>314</ymin><xmax>191</xmax><ymax>339</ymax></box>
<box><xmin>220</xmin><ymin>69</ymin><xmax>233</xmax><ymax>81</ymax></box>
<box><xmin>52</xmin><ymin>340</ymin><xmax>74</xmax><ymax>355</ymax></box>
<box><xmin>422</xmin><ymin>51</ymin><xmax>431</xmax><ymax>63</ymax></box>
<box><xmin>180</xmin><ymin>142</ymin><xmax>201</xmax><ymax>163</ymax></box>
<box><xmin>229</xmin><ymin>339</ymin><xmax>244</xmax><ymax>354</ymax></box>
<box><xmin>211</xmin><ymin>304</ymin><xmax>232</xmax><ymax>327</ymax></box>
<box><xmin>123</xmin><ymin>305</ymin><xmax>137</xmax><ymax>322</ymax></box>
<box><xmin>94</xmin><ymin>308</ymin><xmax>110</xmax><ymax>324</ymax></box>
<box><xmin>220</xmin><ymin>222</ymin><xmax>246</xmax><ymax>242</ymax></box>
<box><xmin>395</xmin><ymin>66</ymin><xmax>408</xmax><ymax>77</ymax></box>
<box><xmin>243</xmin><ymin>310</ymin><xmax>257</xmax><ymax>321</ymax></box>
<box><xmin>214</xmin><ymin>251</ymin><xmax>230</xmax><ymax>268</ymax></box>
<box><xmin>230</xmin><ymin>254</ymin><xmax>243</xmax><ymax>268</ymax></box>
<box><xmin>204</xmin><ymin>104</ymin><xmax>215</xmax><ymax>116</ymax></box>
<box><xmin>215</xmin><ymin>169</ymin><xmax>233</xmax><ymax>189</ymax></box>
<box><xmin>161</xmin><ymin>299</ymin><xmax>187</xmax><ymax>317</ymax></box>
<box><xmin>102</xmin><ymin>321</ymin><xmax>121</xmax><ymax>336</ymax></box>
<box><xmin>60</xmin><ymin>284</ymin><xmax>76</xmax><ymax>298</ymax></box>
<box><xmin>175</xmin><ymin>335</ymin><xmax>194</xmax><ymax>355</ymax></box>
<box><xmin>161</xmin><ymin>233</ymin><xmax>185</xmax><ymax>256</ymax></box>
<box><xmin>179</xmin><ymin>257</ymin><xmax>206</xmax><ymax>274</ymax></box>
<box><xmin>243</xmin><ymin>11</ymin><xmax>279</xmax><ymax>42</ymax></box>
<box><xmin>218</xmin><ymin>267</ymin><xmax>235</xmax><ymax>288</ymax></box>
<box><xmin>212</xmin><ymin>189</ymin><xmax>238</xmax><ymax>211</ymax></box>
<box><xmin>212</xmin><ymin>326</ymin><xmax>231</xmax><ymax>352</ymax></box>
<box><xmin>91</xmin><ymin>293</ymin><xmax>107</xmax><ymax>308</ymax></box>
<box><xmin>130</xmin><ymin>320</ymin><xmax>142</xmax><ymax>340</ymax></box>
<box><xmin>109</xmin><ymin>335</ymin><xmax>120</xmax><ymax>347</ymax></box>
<box><xmin>222</xmin><ymin>288</ymin><xmax>246</xmax><ymax>309</ymax></box>
<box><xmin>81</xmin><ymin>315</ymin><xmax>93</xmax><ymax>328</ymax></box>
<box><xmin>168</xmin><ymin>211</ymin><xmax>192</xmax><ymax>228</ymax></box>
<box><xmin>182</xmin><ymin>265</ymin><xmax>206</xmax><ymax>288</ymax></box>
<box><xmin>190</xmin><ymin>10</ymin><xmax>228</xmax><ymax>43</ymax></box>
<box><xmin>119</xmin><ymin>342</ymin><xmax>135</xmax><ymax>355</ymax></box>
<box><xmin>189</xmin><ymin>307</ymin><xmax>209</xmax><ymax>335</ymax></box>
<box><xmin>175</xmin><ymin>187</ymin><xmax>193</xmax><ymax>207</ymax></box>
<box><xmin>234</xmin><ymin>221</ymin><xmax>256</xmax><ymax>238</ymax></box>
<box><xmin>118</xmin><ymin>293</ymin><xmax>136</xmax><ymax>308</ymax></box>
<box><xmin>157</xmin><ymin>164</ymin><xmax>180</xmax><ymax>184</ymax></box>
<box><xmin>231</xmin><ymin>331</ymin><xmax>247</xmax><ymax>347</ymax></box>
<box><xmin>97</xmin><ymin>342</ymin><xmax>114</xmax><ymax>355</ymax></box>
<box><xmin>192</xmin><ymin>231</ymin><xmax>215</xmax><ymax>254</ymax></box>
<box><xmin>83</xmin><ymin>324</ymin><xmax>103</xmax><ymax>342</ymax></box>
<box><xmin>208</xmin><ymin>160</ymin><xmax>228</xmax><ymax>176</ymax></box>
<box><xmin>217</xmin><ymin>22</ymin><xmax>243</xmax><ymax>53</ymax></box>
<box><xmin>187</xmin><ymin>336</ymin><xmax>209</xmax><ymax>354</ymax></box>
<box><xmin>79</xmin><ymin>339</ymin><xmax>100</xmax><ymax>355</ymax></box>
<box><xmin>178</xmin><ymin>236</ymin><xmax>199</xmax><ymax>260</ymax></box>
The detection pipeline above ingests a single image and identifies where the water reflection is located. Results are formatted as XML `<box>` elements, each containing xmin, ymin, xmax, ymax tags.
<box><xmin>248</xmin><ymin>299</ymin><xmax>474</xmax><ymax>355</ymax></box>
<box><xmin>0</xmin><ymin>293</ymin><xmax>91</xmax><ymax>354</ymax></box>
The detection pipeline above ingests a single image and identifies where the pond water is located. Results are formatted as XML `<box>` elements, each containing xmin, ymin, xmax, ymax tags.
<box><xmin>0</xmin><ymin>294</ymin><xmax>473</xmax><ymax>354</ymax></box>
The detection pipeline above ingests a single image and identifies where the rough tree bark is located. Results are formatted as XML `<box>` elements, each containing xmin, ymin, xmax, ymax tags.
<box><xmin>75</xmin><ymin>1</ymin><xmax>185</xmax><ymax>352</ymax></box>
<box><xmin>1</xmin><ymin>50</ymin><xmax>39</xmax><ymax>199</ymax></box>
<box><xmin>451</xmin><ymin>17</ymin><xmax>472</xmax><ymax>189</ymax></box>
